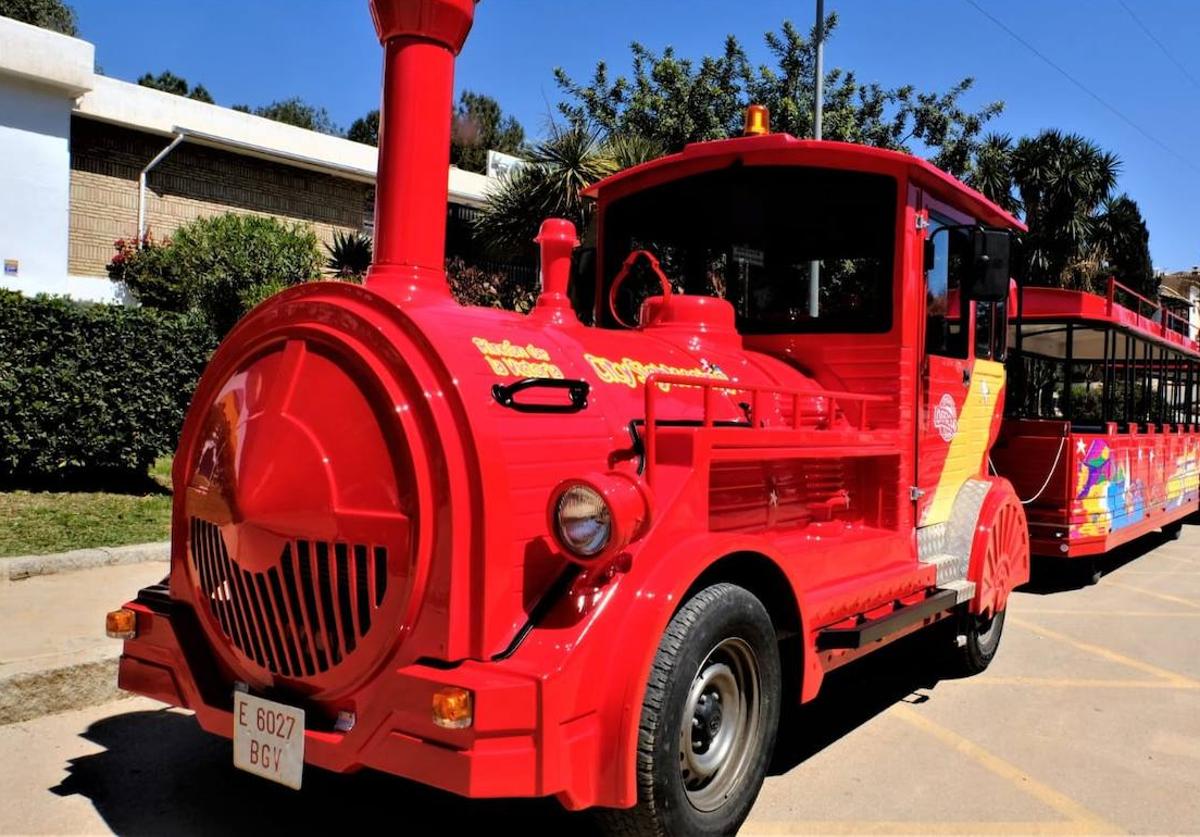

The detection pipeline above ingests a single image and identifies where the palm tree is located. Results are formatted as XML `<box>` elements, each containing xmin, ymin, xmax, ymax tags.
<box><xmin>474</xmin><ymin>126</ymin><xmax>662</xmax><ymax>258</ymax></box>
<box><xmin>1010</xmin><ymin>130</ymin><xmax>1120</xmax><ymax>289</ymax></box>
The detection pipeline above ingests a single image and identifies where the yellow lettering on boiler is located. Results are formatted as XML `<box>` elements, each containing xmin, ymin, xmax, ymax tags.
<box><xmin>582</xmin><ymin>353</ymin><xmax>729</xmax><ymax>391</ymax></box>
<box><xmin>472</xmin><ymin>337</ymin><xmax>564</xmax><ymax>379</ymax></box>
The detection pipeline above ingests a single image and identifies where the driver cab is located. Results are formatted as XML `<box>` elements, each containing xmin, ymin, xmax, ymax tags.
<box><xmin>575</xmin><ymin>130</ymin><xmax>1021</xmax><ymax>531</ymax></box>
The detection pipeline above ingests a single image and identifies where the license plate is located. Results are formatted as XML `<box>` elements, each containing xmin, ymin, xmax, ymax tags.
<box><xmin>233</xmin><ymin>692</ymin><xmax>305</xmax><ymax>790</ymax></box>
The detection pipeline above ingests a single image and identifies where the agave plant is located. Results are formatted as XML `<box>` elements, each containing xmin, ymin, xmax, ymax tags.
<box><xmin>325</xmin><ymin>230</ymin><xmax>373</xmax><ymax>281</ymax></box>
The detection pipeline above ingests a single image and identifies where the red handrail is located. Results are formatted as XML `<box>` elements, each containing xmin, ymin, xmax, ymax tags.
<box><xmin>1106</xmin><ymin>277</ymin><xmax>1193</xmax><ymax>338</ymax></box>
<box><xmin>641</xmin><ymin>373</ymin><xmax>890</xmax><ymax>485</ymax></box>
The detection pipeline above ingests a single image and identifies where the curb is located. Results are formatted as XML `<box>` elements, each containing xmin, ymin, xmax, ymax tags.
<box><xmin>0</xmin><ymin>541</ymin><xmax>170</xmax><ymax>582</ymax></box>
<box><xmin>0</xmin><ymin>649</ymin><xmax>132</xmax><ymax>726</ymax></box>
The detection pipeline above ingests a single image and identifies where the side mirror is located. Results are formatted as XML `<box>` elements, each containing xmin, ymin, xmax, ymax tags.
<box><xmin>966</xmin><ymin>229</ymin><xmax>1012</xmax><ymax>302</ymax></box>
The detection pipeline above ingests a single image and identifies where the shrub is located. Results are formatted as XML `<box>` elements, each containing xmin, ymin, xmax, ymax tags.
<box><xmin>446</xmin><ymin>257</ymin><xmax>537</xmax><ymax>313</ymax></box>
<box><xmin>0</xmin><ymin>291</ymin><xmax>216</xmax><ymax>484</ymax></box>
<box><xmin>168</xmin><ymin>214</ymin><xmax>323</xmax><ymax>336</ymax></box>
<box><xmin>106</xmin><ymin>232</ymin><xmax>189</xmax><ymax>312</ymax></box>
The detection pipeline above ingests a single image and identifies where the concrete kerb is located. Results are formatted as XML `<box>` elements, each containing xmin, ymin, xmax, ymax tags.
<box><xmin>0</xmin><ymin>548</ymin><xmax>170</xmax><ymax>724</ymax></box>
<box><xmin>0</xmin><ymin>541</ymin><xmax>169</xmax><ymax>582</ymax></box>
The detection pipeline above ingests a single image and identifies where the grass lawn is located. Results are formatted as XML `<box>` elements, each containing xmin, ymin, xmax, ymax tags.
<box><xmin>0</xmin><ymin>456</ymin><xmax>174</xmax><ymax>558</ymax></box>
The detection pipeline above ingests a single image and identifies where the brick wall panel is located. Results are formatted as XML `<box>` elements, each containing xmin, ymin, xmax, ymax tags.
<box><xmin>69</xmin><ymin>117</ymin><xmax>371</xmax><ymax>277</ymax></box>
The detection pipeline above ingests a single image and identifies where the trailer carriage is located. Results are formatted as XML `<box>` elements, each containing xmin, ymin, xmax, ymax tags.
<box><xmin>993</xmin><ymin>279</ymin><xmax>1200</xmax><ymax>580</ymax></box>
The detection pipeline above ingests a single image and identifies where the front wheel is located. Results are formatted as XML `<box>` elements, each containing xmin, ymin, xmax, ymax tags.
<box><xmin>1163</xmin><ymin>522</ymin><xmax>1183</xmax><ymax>541</ymax></box>
<box><xmin>598</xmin><ymin>583</ymin><xmax>782</xmax><ymax>837</ymax></box>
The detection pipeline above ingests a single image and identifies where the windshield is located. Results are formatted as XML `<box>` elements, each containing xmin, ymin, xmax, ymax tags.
<box><xmin>600</xmin><ymin>166</ymin><xmax>898</xmax><ymax>333</ymax></box>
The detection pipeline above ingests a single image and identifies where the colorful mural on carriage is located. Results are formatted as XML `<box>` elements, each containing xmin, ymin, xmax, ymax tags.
<box><xmin>1072</xmin><ymin>434</ymin><xmax>1200</xmax><ymax>538</ymax></box>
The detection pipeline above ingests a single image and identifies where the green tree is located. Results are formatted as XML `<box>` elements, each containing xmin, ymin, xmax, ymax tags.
<box><xmin>1092</xmin><ymin>194</ymin><xmax>1154</xmax><ymax>298</ymax></box>
<box><xmin>451</xmin><ymin>91</ymin><xmax>527</xmax><ymax>173</ymax></box>
<box><xmin>0</xmin><ymin>0</ymin><xmax>77</xmax><ymax>35</ymax></box>
<box><xmin>965</xmin><ymin>133</ymin><xmax>1020</xmax><ymax>214</ymax></box>
<box><xmin>347</xmin><ymin>109</ymin><xmax>379</xmax><ymax>146</ymax></box>
<box><xmin>555</xmin><ymin>14</ymin><xmax>1003</xmax><ymax>177</ymax></box>
<box><xmin>137</xmin><ymin>70</ymin><xmax>214</xmax><ymax>104</ymax></box>
<box><xmin>475</xmin><ymin>126</ymin><xmax>660</xmax><ymax>258</ymax></box>
<box><xmin>251</xmin><ymin>98</ymin><xmax>341</xmax><ymax>136</ymax></box>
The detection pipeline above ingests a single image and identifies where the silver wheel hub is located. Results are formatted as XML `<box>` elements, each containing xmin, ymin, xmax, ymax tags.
<box><xmin>678</xmin><ymin>637</ymin><xmax>761</xmax><ymax>812</ymax></box>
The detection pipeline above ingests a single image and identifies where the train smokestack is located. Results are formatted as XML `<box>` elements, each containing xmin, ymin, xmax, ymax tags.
<box><xmin>366</xmin><ymin>0</ymin><xmax>478</xmax><ymax>300</ymax></box>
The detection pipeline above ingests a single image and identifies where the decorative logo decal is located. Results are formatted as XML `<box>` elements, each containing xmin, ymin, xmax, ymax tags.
<box><xmin>933</xmin><ymin>393</ymin><xmax>958</xmax><ymax>443</ymax></box>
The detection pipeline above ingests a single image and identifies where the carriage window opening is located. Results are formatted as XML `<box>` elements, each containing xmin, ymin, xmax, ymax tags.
<box><xmin>1107</xmin><ymin>331</ymin><xmax>1133</xmax><ymax>426</ymax></box>
<box><xmin>1007</xmin><ymin>323</ymin><xmax>1068</xmax><ymax>420</ymax></box>
<box><xmin>1068</xmin><ymin>326</ymin><xmax>1108</xmax><ymax>428</ymax></box>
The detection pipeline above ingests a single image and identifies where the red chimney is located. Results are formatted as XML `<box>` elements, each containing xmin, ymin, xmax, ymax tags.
<box><xmin>366</xmin><ymin>0</ymin><xmax>478</xmax><ymax>300</ymax></box>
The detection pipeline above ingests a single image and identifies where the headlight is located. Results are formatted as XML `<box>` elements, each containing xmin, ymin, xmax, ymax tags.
<box><xmin>554</xmin><ymin>484</ymin><xmax>612</xmax><ymax>557</ymax></box>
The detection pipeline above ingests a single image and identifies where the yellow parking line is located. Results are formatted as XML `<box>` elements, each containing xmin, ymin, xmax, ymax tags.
<box><xmin>1009</xmin><ymin>616</ymin><xmax>1198</xmax><ymax>687</ymax></box>
<box><xmin>958</xmin><ymin>676</ymin><xmax>1198</xmax><ymax>690</ymax></box>
<box><xmin>1015</xmin><ymin>609</ymin><xmax>1200</xmax><ymax>618</ymax></box>
<box><xmin>890</xmin><ymin>705</ymin><xmax>1121</xmax><ymax>834</ymax></box>
<box><xmin>744</xmin><ymin>820</ymin><xmax>1100</xmax><ymax>834</ymax></box>
<box><xmin>1153</xmin><ymin>553</ymin><xmax>1200</xmax><ymax>566</ymax></box>
<box><xmin>1101</xmin><ymin>582</ymin><xmax>1200</xmax><ymax>610</ymax></box>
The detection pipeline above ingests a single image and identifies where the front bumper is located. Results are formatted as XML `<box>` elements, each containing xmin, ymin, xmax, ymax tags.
<box><xmin>117</xmin><ymin>585</ymin><xmax>603</xmax><ymax>808</ymax></box>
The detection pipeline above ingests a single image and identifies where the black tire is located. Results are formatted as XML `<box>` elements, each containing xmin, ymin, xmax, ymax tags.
<box><xmin>1163</xmin><ymin>522</ymin><xmax>1183</xmax><ymax>541</ymax></box>
<box><xmin>597</xmin><ymin>583</ymin><xmax>782</xmax><ymax>837</ymax></box>
<box><xmin>948</xmin><ymin>608</ymin><xmax>1006</xmax><ymax>677</ymax></box>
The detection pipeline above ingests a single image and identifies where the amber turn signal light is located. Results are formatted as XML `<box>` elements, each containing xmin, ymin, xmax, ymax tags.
<box><xmin>431</xmin><ymin>686</ymin><xmax>473</xmax><ymax>730</ymax></box>
<box><xmin>743</xmin><ymin>104</ymin><xmax>771</xmax><ymax>136</ymax></box>
<box><xmin>106</xmin><ymin>608</ymin><xmax>137</xmax><ymax>640</ymax></box>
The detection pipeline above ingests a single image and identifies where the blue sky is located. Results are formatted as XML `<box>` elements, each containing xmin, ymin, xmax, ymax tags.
<box><xmin>71</xmin><ymin>0</ymin><xmax>1200</xmax><ymax>271</ymax></box>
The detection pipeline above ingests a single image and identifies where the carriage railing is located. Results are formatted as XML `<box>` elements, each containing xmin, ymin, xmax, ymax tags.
<box><xmin>1107</xmin><ymin>277</ymin><xmax>1194</xmax><ymax>340</ymax></box>
<box><xmin>641</xmin><ymin>373</ymin><xmax>891</xmax><ymax>486</ymax></box>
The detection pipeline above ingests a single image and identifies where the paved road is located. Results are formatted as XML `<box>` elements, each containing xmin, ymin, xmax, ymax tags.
<box><xmin>2</xmin><ymin>522</ymin><xmax>1198</xmax><ymax>835</ymax></box>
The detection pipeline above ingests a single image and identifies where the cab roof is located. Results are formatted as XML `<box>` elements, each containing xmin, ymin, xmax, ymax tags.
<box><xmin>583</xmin><ymin>133</ymin><xmax>1027</xmax><ymax>233</ymax></box>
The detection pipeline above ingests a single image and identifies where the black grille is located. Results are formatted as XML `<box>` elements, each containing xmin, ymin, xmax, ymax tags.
<box><xmin>190</xmin><ymin>518</ymin><xmax>388</xmax><ymax>677</ymax></box>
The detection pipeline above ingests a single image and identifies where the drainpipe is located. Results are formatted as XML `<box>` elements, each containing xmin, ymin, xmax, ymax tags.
<box><xmin>138</xmin><ymin>132</ymin><xmax>185</xmax><ymax>242</ymax></box>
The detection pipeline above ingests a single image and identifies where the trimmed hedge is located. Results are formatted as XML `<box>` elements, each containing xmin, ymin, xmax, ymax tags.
<box><xmin>0</xmin><ymin>291</ymin><xmax>216</xmax><ymax>484</ymax></box>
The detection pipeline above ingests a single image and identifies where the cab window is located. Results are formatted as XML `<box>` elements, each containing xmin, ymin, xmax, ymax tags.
<box><xmin>601</xmin><ymin>167</ymin><xmax>897</xmax><ymax>334</ymax></box>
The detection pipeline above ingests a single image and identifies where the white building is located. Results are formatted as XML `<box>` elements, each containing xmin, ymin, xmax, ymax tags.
<box><xmin>0</xmin><ymin>16</ymin><xmax>494</xmax><ymax>303</ymax></box>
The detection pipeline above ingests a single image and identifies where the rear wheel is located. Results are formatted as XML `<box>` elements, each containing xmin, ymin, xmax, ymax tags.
<box><xmin>598</xmin><ymin>583</ymin><xmax>781</xmax><ymax>837</ymax></box>
<box><xmin>948</xmin><ymin>608</ymin><xmax>1006</xmax><ymax>676</ymax></box>
<box><xmin>1163</xmin><ymin>522</ymin><xmax>1183</xmax><ymax>541</ymax></box>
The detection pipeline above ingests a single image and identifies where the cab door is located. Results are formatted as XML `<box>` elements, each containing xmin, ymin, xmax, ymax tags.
<box><xmin>915</xmin><ymin>208</ymin><xmax>974</xmax><ymax>526</ymax></box>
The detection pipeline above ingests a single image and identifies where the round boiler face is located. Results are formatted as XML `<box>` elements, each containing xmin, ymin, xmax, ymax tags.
<box><xmin>184</xmin><ymin>332</ymin><xmax>423</xmax><ymax>696</ymax></box>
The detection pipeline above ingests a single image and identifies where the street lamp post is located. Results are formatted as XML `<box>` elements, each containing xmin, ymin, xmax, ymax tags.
<box><xmin>808</xmin><ymin>0</ymin><xmax>825</xmax><ymax>318</ymax></box>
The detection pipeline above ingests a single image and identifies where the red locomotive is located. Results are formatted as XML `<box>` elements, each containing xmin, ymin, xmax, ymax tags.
<box><xmin>994</xmin><ymin>280</ymin><xmax>1199</xmax><ymax>583</ymax></box>
<box><xmin>108</xmin><ymin>1</ymin><xmax>1033</xmax><ymax>833</ymax></box>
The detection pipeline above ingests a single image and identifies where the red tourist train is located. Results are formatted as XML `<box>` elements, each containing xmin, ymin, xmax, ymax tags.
<box><xmin>108</xmin><ymin>1</ymin><xmax>1035</xmax><ymax>834</ymax></box>
<box><xmin>993</xmin><ymin>281</ymin><xmax>1200</xmax><ymax>582</ymax></box>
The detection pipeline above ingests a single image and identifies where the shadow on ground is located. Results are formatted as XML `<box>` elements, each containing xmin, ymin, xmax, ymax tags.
<box><xmin>51</xmin><ymin>707</ymin><xmax>585</xmax><ymax>834</ymax></box>
<box><xmin>1020</xmin><ymin>528</ymin><xmax>1178</xmax><ymax>595</ymax></box>
<box><xmin>50</xmin><ymin>629</ymin><xmax>957</xmax><ymax>835</ymax></box>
